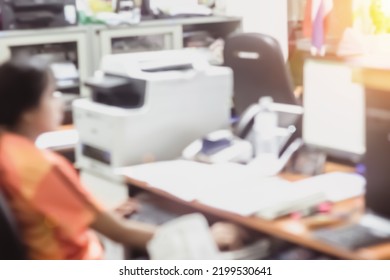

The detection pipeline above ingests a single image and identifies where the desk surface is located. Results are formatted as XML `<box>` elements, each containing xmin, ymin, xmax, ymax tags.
<box><xmin>124</xmin><ymin>162</ymin><xmax>390</xmax><ymax>260</ymax></box>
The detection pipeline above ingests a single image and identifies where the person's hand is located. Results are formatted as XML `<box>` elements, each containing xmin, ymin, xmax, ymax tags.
<box><xmin>114</xmin><ymin>199</ymin><xmax>139</xmax><ymax>218</ymax></box>
<box><xmin>210</xmin><ymin>222</ymin><xmax>251</xmax><ymax>251</ymax></box>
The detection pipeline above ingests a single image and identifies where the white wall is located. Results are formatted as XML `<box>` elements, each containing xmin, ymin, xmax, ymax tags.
<box><xmin>288</xmin><ymin>0</ymin><xmax>306</xmax><ymax>21</ymax></box>
<box><xmin>225</xmin><ymin>0</ymin><xmax>288</xmax><ymax>60</ymax></box>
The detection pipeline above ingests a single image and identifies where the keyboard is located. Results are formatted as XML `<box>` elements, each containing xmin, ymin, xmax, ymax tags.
<box><xmin>315</xmin><ymin>224</ymin><xmax>390</xmax><ymax>250</ymax></box>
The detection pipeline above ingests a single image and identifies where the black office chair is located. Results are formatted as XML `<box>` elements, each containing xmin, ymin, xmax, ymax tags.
<box><xmin>224</xmin><ymin>33</ymin><xmax>298</xmax><ymax>116</ymax></box>
<box><xmin>0</xmin><ymin>187</ymin><xmax>27</xmax><ymax>260</ymax></box>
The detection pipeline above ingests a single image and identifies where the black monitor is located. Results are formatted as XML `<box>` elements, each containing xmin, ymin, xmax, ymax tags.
<box><xmin>365</xmin><ymin>88</ymin><xmax>390</xmax><ymax>220</ymax></box>
<box><xmin>312</xmin><ymin>86</ymin><xmax>390</xmax><ymax>252</ymax></box>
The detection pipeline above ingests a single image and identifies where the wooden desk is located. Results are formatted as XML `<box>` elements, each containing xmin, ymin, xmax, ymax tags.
<box><xmin>124</xmin><ymin>162</ymin><xmax>390</xmax><ymax>260</ymax></box>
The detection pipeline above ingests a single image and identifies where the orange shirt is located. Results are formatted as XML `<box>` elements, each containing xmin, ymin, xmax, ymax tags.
<box><xmin>0</xmin><ymin>132</ymin><xmax>104</xmax><ymax>260</ymax></box>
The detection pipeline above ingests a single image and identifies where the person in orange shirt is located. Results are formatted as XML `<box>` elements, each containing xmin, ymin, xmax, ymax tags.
<box><xmin>0</xmin><ymin>57</ymin><xmax>248</xmax><ymax>260</ymax></box>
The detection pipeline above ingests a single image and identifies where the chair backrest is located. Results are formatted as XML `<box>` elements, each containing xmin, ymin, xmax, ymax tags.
<box><xmin>0</xmin><ymin>187</ymin><xmax>27</xmax><ymax>260</ymax></box>
<box><xmin>224</xmin><ymin>33</ymin><xmax>297</xmax><ymax>116</ymax></box>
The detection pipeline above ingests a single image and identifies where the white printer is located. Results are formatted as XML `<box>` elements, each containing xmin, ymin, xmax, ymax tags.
<box><xmin>73</xmin><ymin>50</ymin><xmax>233</xmax><ymax>207</ymax></box>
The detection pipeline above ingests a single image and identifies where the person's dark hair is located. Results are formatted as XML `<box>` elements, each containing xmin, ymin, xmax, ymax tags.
<box><xmin>0</xmin><ymin>56</ymin><xmax>52</xmax><ymax>128</ymax></box>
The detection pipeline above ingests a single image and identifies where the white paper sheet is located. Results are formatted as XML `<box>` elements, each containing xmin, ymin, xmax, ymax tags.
<box><xmin>292</xmin><ymin>172</ymin><xmax>366</xmax><ymax>202</ymax></box>
<box><xmin>119</xmin><ymin>160</ymin><xmax>324</xmax><ymax>218</ymax></box>
<box><xmin>147</xmin><ymin>213</ymin><xmax>220</xmax><ymax>260</ymax></box>
<box><xmin>118</xmin><ymin>160</ymin><xmax>212</xmax><ymax>201</ymax></box>
<box><xmin>119</xmin><ymin>160</ymin><xmax>270</xmax><ymax>201</ymax></box>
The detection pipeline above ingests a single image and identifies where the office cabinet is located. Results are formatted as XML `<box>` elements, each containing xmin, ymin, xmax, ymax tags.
<box><xmin>91</xmin><ymin>25</ymin><xmax>182</xmax><ymax>72</ymax></box>
<box><xmin>0</xmin><ymin>27</ymin><xmax>91</xmax><ymax>97</ymax></box>
<box><xmin>0</xmin><ymin>27</ymin><xmax>92</xmax><ymax>124</ymax></box>
<box><xmin>98</xmin><ymin>25</ymin><xmax>183</xmax><ymax>55</ymax></box>
<box><xmin>0</xmin><ymin>16</ymin><xmax>241</xmax><ymax>125</ymax></box>
<box><xmin>0</xmin><ymin>16</ymin><xmax>241</xmax><ymax>87</ymax></box>
<box><xmin>93</xmin><ymin>16</ymin><xmax>242</xmax><ymax>69</ymax></box>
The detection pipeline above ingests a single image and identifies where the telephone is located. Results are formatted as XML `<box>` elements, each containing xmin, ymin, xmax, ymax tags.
<box><xmin>182</xmin><ymin>130</ymin><xmax>253</xmax><ymax>164</ymax></box>
<box><xmin>182</xmin><ymin>102</ymin><xmax>304</xmax><ymax>169</ymax></box>
<box><xmin>182</xmin><ymin>102</ymin><xmax>304</xmax><ymax>176</ymax></box>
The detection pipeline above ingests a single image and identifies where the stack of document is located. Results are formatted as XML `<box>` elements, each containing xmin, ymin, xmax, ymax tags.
<box><xmin>147</xmin><ymin>213</ymin><xmax>220</xmax><ymax>260</ymax></box>
<box><xmin>118</xmin><ymin>160</ymin><xmax>327</xmax><ymax>219</ymax></box>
